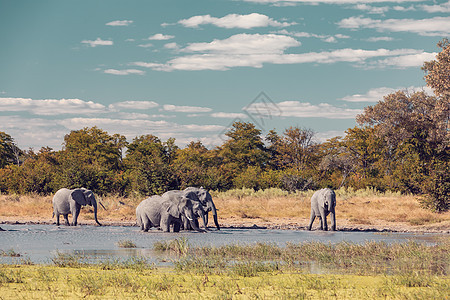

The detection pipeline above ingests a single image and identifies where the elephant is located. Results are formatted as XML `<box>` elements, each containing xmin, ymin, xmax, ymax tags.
<box><xmin>308</xmin><ymin>188</ymin><xmax>336</xmax><ymax>231</ymax></box>
<box><xmin>52</xmin><ymin>188</ymin><xmax>103</xmax><ymax>226</ymax></box>
<box><xmin>136</xmin><ymin>194</ymin><xmax>205</xmax><ymax>233</ymax></box>
<box><xmin>184</xmin><ymin>187</ymin><xmax>220</xmax><ymax>230</ymax></box>
<box><xmin>162</xmin><ymin>190</ymin><xmax>207</xmax><ymax>230</ymax></box>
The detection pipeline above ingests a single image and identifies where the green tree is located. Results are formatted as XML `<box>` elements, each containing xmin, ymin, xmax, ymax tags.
<box><xmin>60</xmin><ymin>127</ymin><xmax>127</xmax><ymax>194</ymax></box>
<box><xmin>124</xmin><ymin>134</ymin><xmax>177</xmax><ymax>196</ymax></box>
<box><xmin>218</xmin><ymin>121</ymin><xmax>270</xmax><ymax>172</ymax></box>
<box><xmin>0</xmin><ymin>132</ymin><xmax>21</xmax><ymax>168</ymax></box>
<box><xmin>173</xmin><ymin>141</ymin><xmax>211</xmax><ymax>189</ymax></box>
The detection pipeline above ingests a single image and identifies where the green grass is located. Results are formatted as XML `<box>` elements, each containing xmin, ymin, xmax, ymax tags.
<box><xmin>1</xmin><ymin>239</ymin><xmax>448</xmax><ymax>298</ymax></box>
<box><xmin>0</xmin><ymin>265</ymin><xmax>448</xmax><ymax>299</ymax></box>
<box><xmin>117</xmin><ymin>240</ymin><xmax>137</xmax><ymax>248</ymax></box>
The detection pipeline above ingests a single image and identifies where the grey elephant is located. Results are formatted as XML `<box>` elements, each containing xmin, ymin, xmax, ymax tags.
<box><xmin>162</xmin><ymin>190</ymin><xmax>207</xmax><ymax>230</ymax></box>
<box><xmin>162</xmin><ymin>187</ymin><xmax>220</xmax><ymax>230</ymax></box>
<box><xmin>52</xmin><ymin>188</ymin><xmax>103</xmax><ymax>226</ymax></box>
<box><xmin>308</xmin><ymin>188</ymin><xmax>336</xmax><ymax>231</ymax></box>
<box><xmin>136</xmin><ymin>194</ymin><xmax>205</xmax><ymax>233</ymax></box>
<box><xmin>185</xmin><ymin>187</ymin><xmax>220</xmax><ymax>230</ymax></box>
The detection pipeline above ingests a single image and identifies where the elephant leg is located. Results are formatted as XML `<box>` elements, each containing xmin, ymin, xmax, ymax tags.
<box><xmin>173</xmin><ymin>221</ymin><xmax>181</xmax><ymax>232</ymax></box>
<box><xmin>63</xmin><ymin>214</ymin><xmax>70</xmax><ymax>226</ymax></box>
<box><xmin>142</xmin><ymin>217</ymin><xmax>150</xmax><ymax>232</ymax></box>
<box><xmin>307</xmin><ymin>211</ymin><xmax>315</xmax><ymax>230</ymax></box>
<box><xmin>55</xmin><ymin>213</ymin><xmax>60</xmax><ymax>226</ymax></box>
<box><xmin>73</xmin><ymin>203</ymin><xmax>83</xmax><ymax>226</ymax></box>
<box><xmin>330</xmin><ymin>211</ymin><xmax>336</xmax><ymax>231</ymax></box>
<box><xmin>160</xmin><ymin>218</ymin><xmax>170</xmax><ymax>232</ymax></box>
<box><xmin>319</xmin><ymin>210</ymin><xmax>327</xmax><ymax>231</ymax></box>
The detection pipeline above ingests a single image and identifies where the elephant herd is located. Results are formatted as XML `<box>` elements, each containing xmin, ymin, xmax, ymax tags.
<box><xmin>52</xmin><ymin>186</ymin><xmax>220</xmax><ymax>232</ymax></box>
<box><xmin>51</xmin><ymin>187</ymin><xmax>337</xmax><ymax>232</ymax></box>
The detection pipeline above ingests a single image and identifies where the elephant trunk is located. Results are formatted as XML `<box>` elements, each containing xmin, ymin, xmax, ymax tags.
<box><xmin>93</xmin><ymin>201</ymin><xmax>102</xmax><ymax>226</ymax></box>
<box><xmin>199</xmin><ymin>210</ymin><xmax>208</xmax><ymax>230</ymax></box>
<box><xmin>210</xmin><ymin>202</ymin><xmax>220</xmax><ymax>230</ymax></box>
<box><xmin>187</xmin><ymin>216</ymin><xmax>205</xmax><ymax>233</ymax></box>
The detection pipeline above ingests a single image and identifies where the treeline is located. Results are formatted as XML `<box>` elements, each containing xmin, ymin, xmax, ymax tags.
<box><xmin>0</xmin><ymin>40</ymin><xmax>449</xmax><ymax>211</ymax></box>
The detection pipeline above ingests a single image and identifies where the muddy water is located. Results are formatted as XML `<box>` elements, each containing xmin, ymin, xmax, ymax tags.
<box><xmin>0</xmin><ymin>224</ymin><xmax>443</xmax><ymax>264</ymax></box>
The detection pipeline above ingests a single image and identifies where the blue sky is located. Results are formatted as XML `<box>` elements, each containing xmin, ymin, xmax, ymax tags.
<box><xmin>1</xmin><ymin>0</ymin><xmax>449</xmax><ymax>150</ymax></box>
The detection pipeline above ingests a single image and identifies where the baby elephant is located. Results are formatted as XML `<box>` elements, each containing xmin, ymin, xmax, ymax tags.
<box><xmin>308</xmin><ymin>188</ymin><xmax>336</xmax><ymax>231</ymax></box>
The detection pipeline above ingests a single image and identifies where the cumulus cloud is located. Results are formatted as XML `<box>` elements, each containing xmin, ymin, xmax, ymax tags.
<box><xmin>369</xmin><ymin>51</ymin><xmax>436</xmax><ymax>68</ymax></box>
<box><xmin>106</xmin><ymin>20</ymin><xmax>133</xmax><ymax>26</ymax></box>
<box><xmin>420</xmin><ymin>1</ymin><xmax>450</xmax><ymax>13</ymax></box>
<box><xmin>242</xmin><ymin>0</ymin><xmax>422</xmax><ymax>4</ymax></box>
<box><xmin>104</xmin><ymin>69</ymin><xmax>145</xmax><ymax>75</ymax></box>
<box><xmin>135</xmin><ymin>36</ymin><xmax>432</xmax><ymax>71</ymax></box>
<box><xmin>163</xmin><ymin>104</ymin><xmax>213</xmax><ymax>113</ymax></box>
<box><xmin>81</xmin><ymin>38</ymin><xmax>113</xmax><ymax>47</ymax></box>
<box><xmin>0</xmin><ymin>97</ymin><xmax>107</xmax><ymax>115</ymax></box>
<box><xmin>338</xmin><ymin>16</ymin><xmax>450</xmax><ymax>36</ymax></box>
<box><xmin>148</xmin><ymin>33</ymin><xmax>175</xmax><ymax>40</ymax></box>
<box><xmin>245</xmin><ymin>101</ymin><xmax>362</xmax><ymax>119</ymax></box>
<box><xmin>275</xmin><ymin>30</ymin><xmax>350</xmax><ymax>43</ymax></box>
<box><xmin>178</xmin><ymin>13</ymin><xmax>295</xmax><ymax>29</ymax></box>
<box><xmin>109</xmin><ymin>101</ymin><xmax>159</xmax><ymax>110</ymax></box>
<box><xmin>353</xmin><ymin>4</ymin><xmax>390</xmax><ymax>14</ymax></box>
<box><xmin>183</xmin><ymin>33</ymin><xmax>300</xmax><ymax>54</ymax></box>
<box><xmin>366</xmin><ymin>36</ymin><xmax>394</xmax><ymax>42</ymax></box>
<box><xmin>340</xmin><ymin>86</ymin><xmax>434</xmax><ymax>102</ymax></box>
<box><xmin>210</xmin><ymin>112</ymin><xmax>248</xmax><ymax>118</ymax></box>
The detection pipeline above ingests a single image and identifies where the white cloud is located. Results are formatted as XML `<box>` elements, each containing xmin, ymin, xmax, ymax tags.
<box><xmin>163</xmin><ymin>104</ymin><xmax>213</xmax><ymax>113</ymax></box>
<box><xmin>274</xmin><ymin>30</ymin><xmax>349</xmax><ymax>43</ymax></box>
<box><xmin>178</xmin><ymin>13</ymin><xmax>295</xmax><ymax>29</ymax></box>
<box><xmin>106</xmin><ymin>20</ymin><xmax>133</xmax><ymax>26</ymax></box>
<box><xmin>370</xmin><ymin>51</ymin><xmax>436</xmax><ymax>68</ymax></box>
<box><xmin>366</xmin><ymin>36</ymin><xmax>394</xmax><ymax>42</ymax></box>
<box><xmin>138</xmin><ymin>43</ymin><xmax>154</xmax><ymax>48</ymax></box>
<box><xmin>110</xmin><ymin>101</ymin><xmax>159</xmax><ymax>110</ymax></box>
<box><xmin>315</xmin><ymin>130</ymin><xmax>347</xmax><ymax>142</ymax></box>
<box><xmin>104</xmin><ymin>69</ymin><xmax>145</xmax><ymax>75</ymax></box>
<box><xmin>340</xmin><ymin>86</ymin><xmax>434</xmax><ymax>102</ymax></box>
<box><xmin>242</xmin><ymin>0</ymin><xmax>422</xmax><ymax>4</ymax></box>
<box><xmin>0</xmin><ymin>97</ymin><xmax>107</xmax><ymax>115</ymax></box>
<box><xmin>353</xmin><ymin>4</ymin><xmax>390</xmax><ymax>14</ymax></box>
<box><xmin>245</xmin><ymin>101</ymin><xmax>362</xmax><ymax>119</ymax></box>
<box><xmin>211</xmin><ymin>112</ymin><xmax>248</xmax><ymax>118</ymax></box>
<box><xmin>81</xmin><ymin>38</ymin><xmax>113</xmax><ymax>47</ymax></box>
<box><xmin>148</xmin><ymin>33</ymin><xmax>175</xmax><ymax>40</ymax></box>
<box><xmin>338</xmin><ymin>16</ymin><xmax>450</xmax><ymax>36</ymax></box>
<box><xmin>164</xmin><ymin>42</ymin><xmax>179</xmax><ymax>50</ymax></box>
<box><xmin>183</xmin><ymin>33</ymin><xmax>300</xmax><ymax>54</ymax></box>
<box><xmin>137</xmin><ymin>44</ymin><xmax>431</xmax><ymax>71</ymax></box>
<box><xmin>420</xmin><ymin>1</ymin><xmax>450</xmax><ymax>13</ymax></box>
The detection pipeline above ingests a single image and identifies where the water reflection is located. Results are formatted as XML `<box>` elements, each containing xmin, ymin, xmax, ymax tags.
<box><xmin>0</xmin><ymin>224</ymin><xmax>445</xmax><ymax>265</ymax></box>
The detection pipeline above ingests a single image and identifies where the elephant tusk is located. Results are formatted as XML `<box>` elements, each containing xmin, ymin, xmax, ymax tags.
<box><xmin>186</xmin><ymin>217</ymin><xmax>194</xmax><ymax>221</ymax></box>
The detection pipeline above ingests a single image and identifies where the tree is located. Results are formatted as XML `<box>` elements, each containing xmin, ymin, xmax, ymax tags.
<box><xmin>275</xmin><ymin>127</ymin><xmax>316</xmax><ymax>171</ymax></box>
<box><xmin>60</xmin><ymin>127</ymin><xmax>127</xmax><ymax>194</ymax></box>
<box><xmin>218</xmin><ymin>121</ymin><xmax>270</xmax><ymax>172</ymax></box>
<box><xmin>124</xmin><ymin>135</ymin><xmax>177</xmax><ymax>196</ymax></box>
<box><xmin>0</xmin><ymin>132</ymin><xmax>21</xmax><ymax>168</ymax></box>
<box><xmin>423</xmin><ymin>39</ymin><xmax>450</xmax><ymax>100</ymax></box>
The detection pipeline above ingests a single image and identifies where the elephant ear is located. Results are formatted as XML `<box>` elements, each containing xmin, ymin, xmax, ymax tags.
<box><xmin>71</xmin><ymin>189</ymin><xmax>88</xmax><ymax>206</ymax></box>
<box><xmin>183</xmin><ymin>191</ymin><xmax>199</xmax><ymax>202</ymax></box>
<box><xmin>167</xmin><ymin>200</ymin><xmax>181</xmax><ymax>218</ymax></box>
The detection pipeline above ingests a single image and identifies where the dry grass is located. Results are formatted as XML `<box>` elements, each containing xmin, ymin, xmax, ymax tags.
<box><xmin>0</xmin><ymin>188</ymin><xmax>449</xmax><ymax>230</ymax></box>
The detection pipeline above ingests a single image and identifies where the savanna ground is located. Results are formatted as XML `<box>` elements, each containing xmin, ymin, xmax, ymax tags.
<box><xmin>1</xmin><ymin>188</ymin><xmax>449</xmax><ymax>299</ymax></box>
<box><xmin>1</xmin><ymin>188</ymin><xmax>449</xmax><ymax>232</ymax></box>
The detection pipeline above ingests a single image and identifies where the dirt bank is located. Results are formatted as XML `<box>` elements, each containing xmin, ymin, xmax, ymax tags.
<box><xmin>1</xmin><ymin>216</ymin><xmax>449</xmax><ymax>234</ymax></box>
